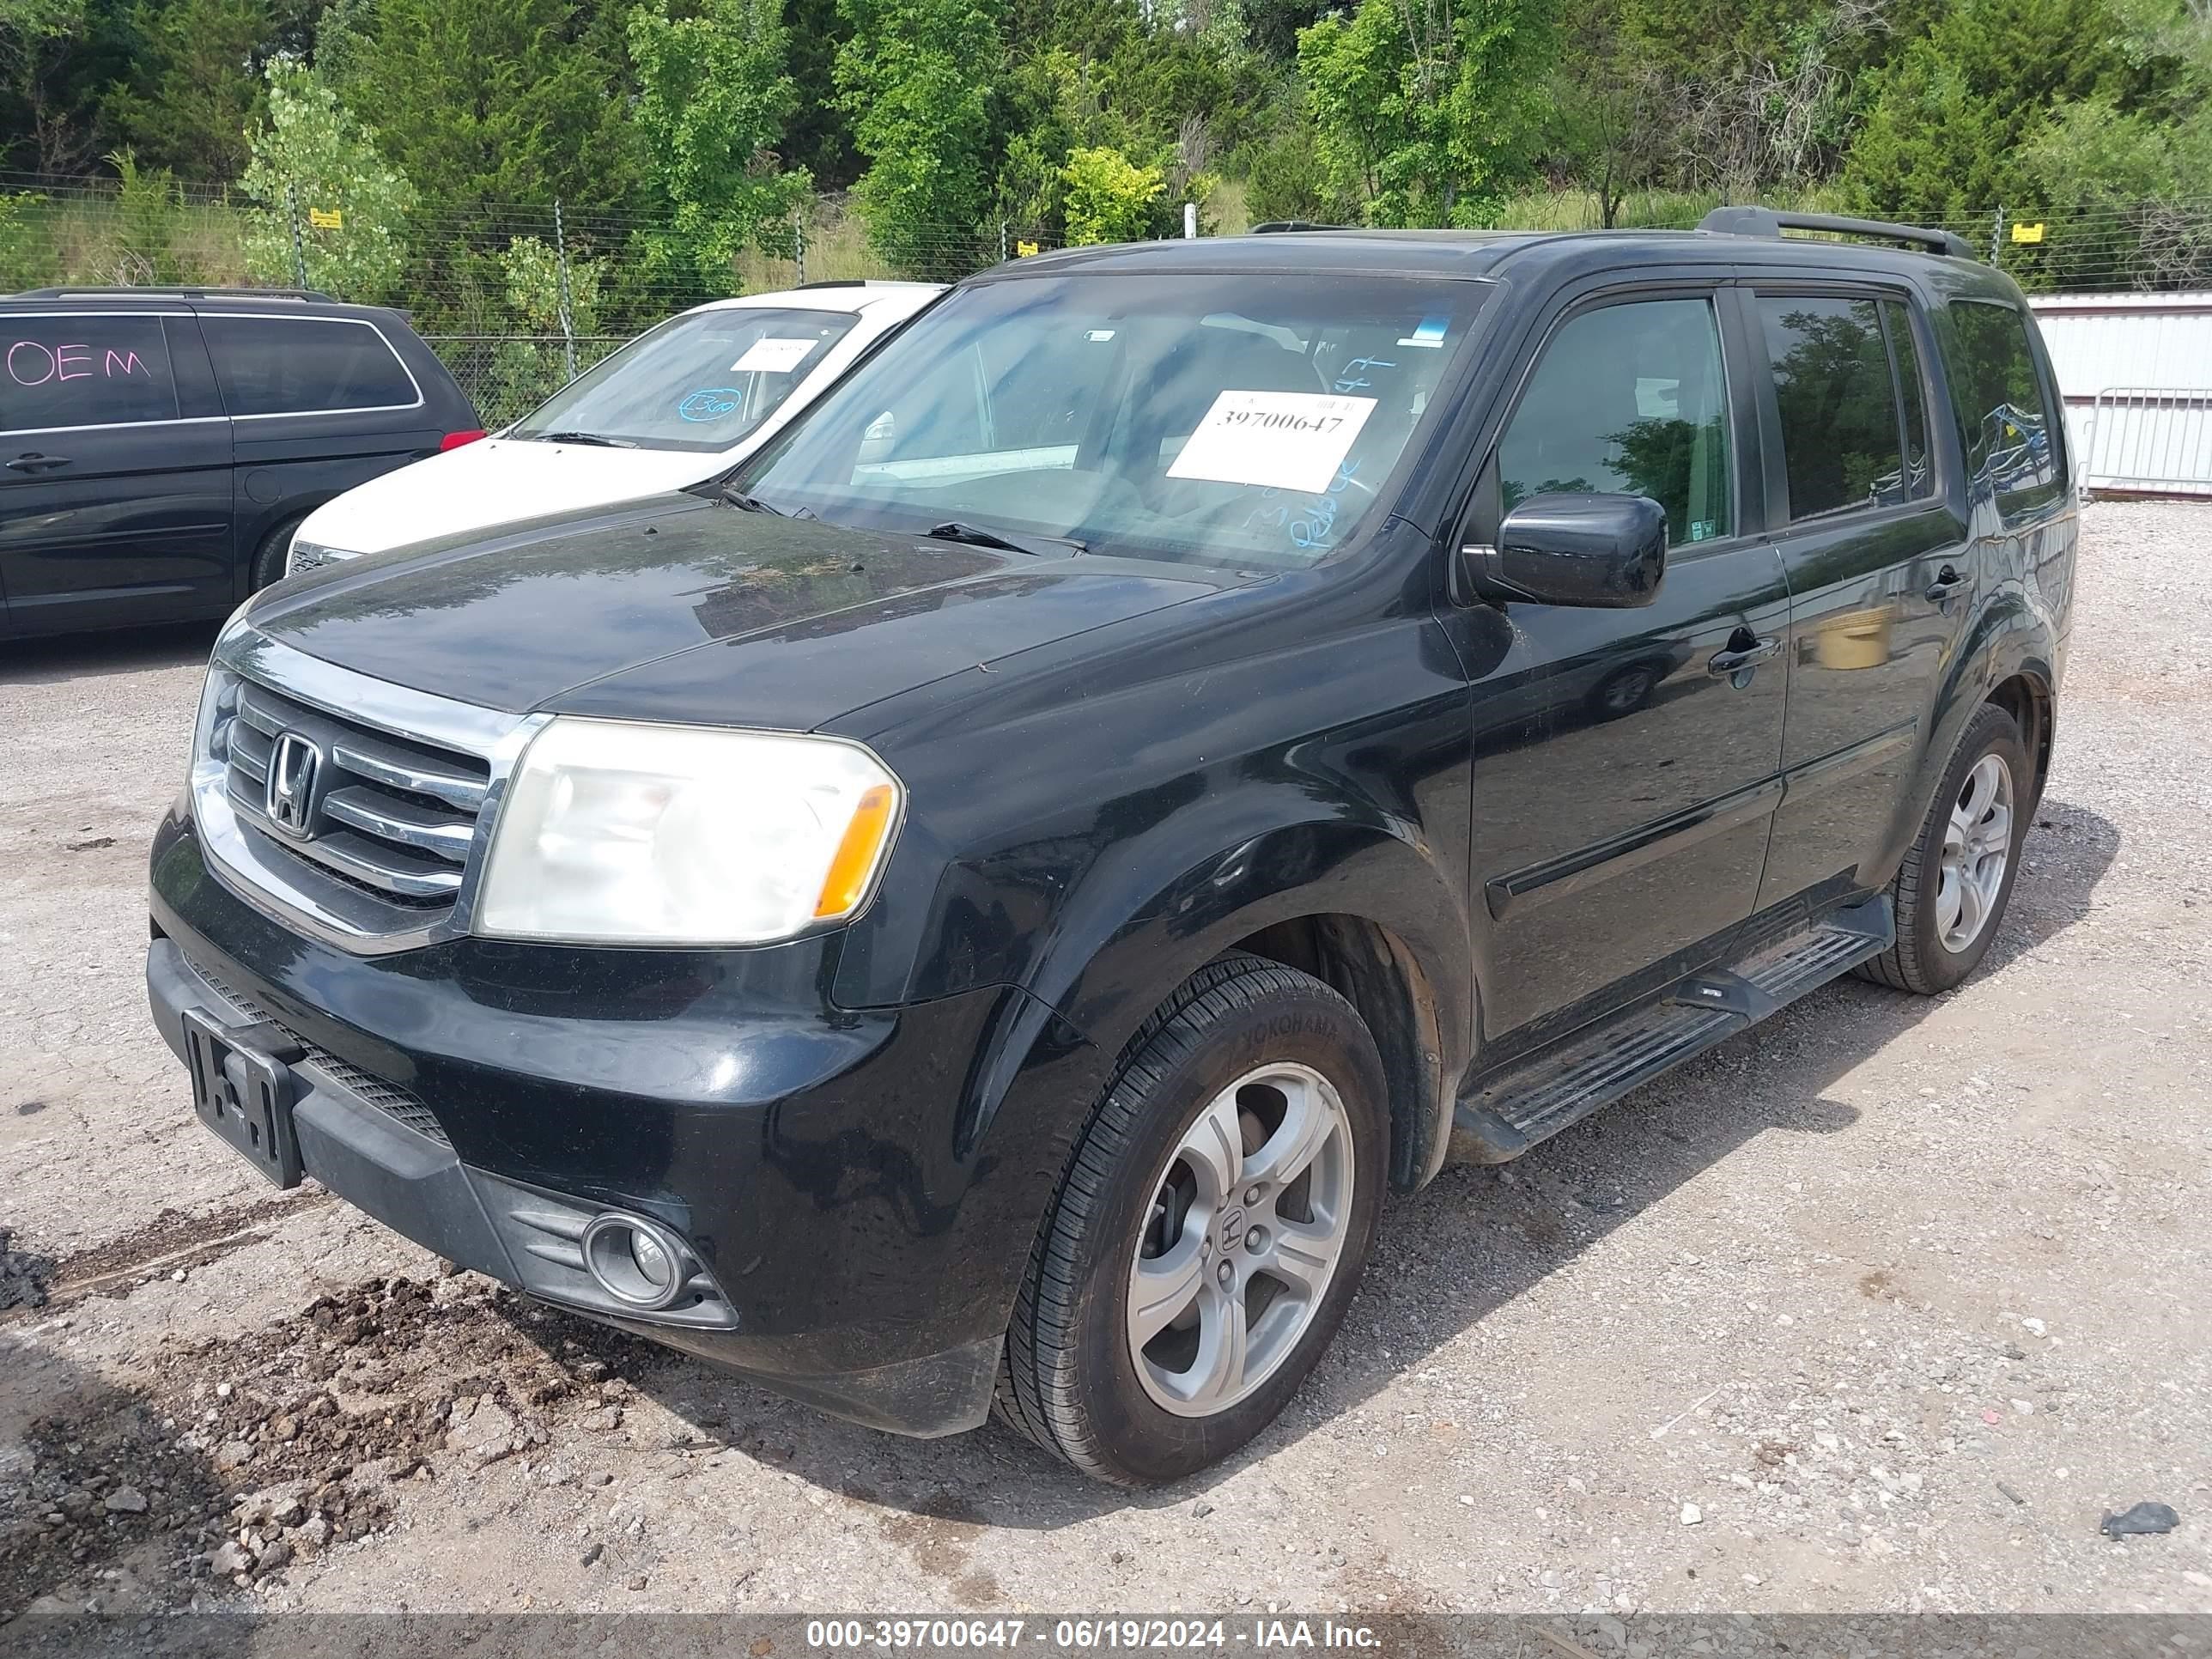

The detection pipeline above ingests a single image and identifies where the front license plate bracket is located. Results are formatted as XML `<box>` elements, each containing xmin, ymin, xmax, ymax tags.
<box><xmin>181</xmin><ymin>1006</ymin><xmax>307</xmax><ymax>1188</ymax></box>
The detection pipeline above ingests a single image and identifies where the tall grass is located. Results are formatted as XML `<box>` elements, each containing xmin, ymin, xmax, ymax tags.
<box><xmin>0</xmin><ymin>188</ymin><xmax>252</xmax><ymax>292</ymax></box>
<box><xmin>1484</xmin><ymin>183</ymin><xmax>1846</xmax><ymax>233</ymax></box>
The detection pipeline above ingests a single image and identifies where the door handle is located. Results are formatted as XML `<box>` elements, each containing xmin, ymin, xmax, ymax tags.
<box><xmin>1926</xmin><ymin>566</ymin><xmax>1969</xmax><ymax>605</ymax></box>
<box><xmin>6</xmin><ymin>453</ymin><xmax>72</xmax><ymax>472</ymax></box>
<box><xmin>1707</xmin><ymin>635</ymin><xmax>1780</xmax><ymax>678</ymax></box>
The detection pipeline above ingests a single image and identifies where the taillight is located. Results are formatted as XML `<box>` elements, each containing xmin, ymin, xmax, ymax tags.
<box><xmin>440</xmin><ymin>429</ymin><xmax>487</xmax><ymax>451</ymax></box>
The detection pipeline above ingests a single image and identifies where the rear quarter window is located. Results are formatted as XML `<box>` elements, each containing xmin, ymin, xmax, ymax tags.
<box><xmin>199</xmin><ymin>315</ymin><xmax>420</xmax><ymax>417</ymax></box>
<box><xmin>1</xmin><ymin>313</ymin><xmax>182</xmax><ymax>431</ymax></box>
<box><xmin>1938</xmin><ymin>299</ymin><xmax>2063</xmax><ymax>510</ymax></box>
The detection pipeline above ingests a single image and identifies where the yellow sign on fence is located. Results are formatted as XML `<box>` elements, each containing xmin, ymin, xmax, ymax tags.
<box><xmin>1015</xmin><ymin>239</ymin><xmax>1039</xmax><ymax>258</ymax></box>
<box><xmin>307</xmin><ymin>208</ymin><xmax>343</xmax><ymax>230</ymax></box>
<box><xmin>2010</xmin><ymin>221</ymin><xmax>2045</xmax><ymax>244</ymax></box>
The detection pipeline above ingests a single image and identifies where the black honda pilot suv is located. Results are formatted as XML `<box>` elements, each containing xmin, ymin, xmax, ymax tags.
<box><xmin>148</xmin><ymin>210</ymin><xmax>2075</xmax><ymax>1485</ymax></box>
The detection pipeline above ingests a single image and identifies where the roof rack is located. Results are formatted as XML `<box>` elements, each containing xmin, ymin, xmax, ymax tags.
<box><xmin>10</xmin><ymin>285</ymin><xmax>336</xmax><ymax>301</ymax></box>
<box><xmin>1698</xmin><ymin>207</ymin><xmax>1973</xmax><ymax>260</ymax></box>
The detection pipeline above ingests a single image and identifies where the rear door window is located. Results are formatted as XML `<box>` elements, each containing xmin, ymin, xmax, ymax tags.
<box><xmin>1756</xmin><ymin>295</ymin><xmax>1906</xmax><ymax>520</ymax></box>
<box><xmin>1941</xmin><ymin>300</ymin><xmax>2062</xmax><ymax>507</ymax></box>
<box><xmin>1497</xmin><ymin>296</ymin><xmax>1735</xmax><ymax>546</ymax></box>
<box><xmin>198</xmin><ymin>315</ymin><xmax>420</xmax><ymax>416</ymax></box>
<box><xmin>1882</xmin><ymin>301</ymin><xmax>1936</xmax><ymax>502</ymax></box>
<box><xmin>1</xmin><ymin>314</ymin><xmax>182</xmax><ymax>431</ymax></box>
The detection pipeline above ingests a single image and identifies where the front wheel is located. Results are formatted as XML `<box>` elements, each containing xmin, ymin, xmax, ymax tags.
<box><xmin>995</xmin><ymin>955</ymin><xmax>1388</xmax><ymax>1485</ymax></box>
<box><xmin>247</xmin><ymin>513</ymin><xmax>309</xmax><ymax>592</ymax></box>
<box><xmin>1857</xmin><ymin>701</ymin><xmax>2030</xmax><ymax>994</ymax></box>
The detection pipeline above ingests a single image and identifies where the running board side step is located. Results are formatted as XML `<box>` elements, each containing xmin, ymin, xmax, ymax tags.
<box><xmin>1450</xmin><ymin>895</ymin><xmax>1893</xmax><ymax>1164</ymax></box>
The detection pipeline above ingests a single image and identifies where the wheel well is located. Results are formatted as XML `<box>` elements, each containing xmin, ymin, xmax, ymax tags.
<box><xmin>1986</xmin><ymin>672</ymin><xmax>2052</xmax><ymax>802</ymax></box>
<box><xmin>1228</xmin><ymin>914</ymin><xmax>1447</xmax><ymax>1192</ymax></box>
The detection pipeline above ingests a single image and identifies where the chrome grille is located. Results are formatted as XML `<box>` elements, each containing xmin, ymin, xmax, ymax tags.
<box><xmin>185</xmin><ymin>951</ymin><xmax>450</xmax><ymax>1147</ymax></box>
<box><xmin>215</xmin><ymin>680</ymin><xmax>491</xmax><ymax>914</ymax></box>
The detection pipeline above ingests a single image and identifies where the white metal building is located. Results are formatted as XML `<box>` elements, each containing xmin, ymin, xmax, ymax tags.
<box><xmin>2026</xmin><ymin>291</ymin><xmax>2212</xmax><ymax>497</ymax></box>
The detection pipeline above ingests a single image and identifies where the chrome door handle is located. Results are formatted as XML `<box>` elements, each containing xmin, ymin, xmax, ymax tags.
<box><xmin>1926</xmin><ymin>566</ymin><xmax>1969</xmax><ymax>605</ymax></box>
<box><xmin>1707</xmin><ymin>636</ymin><xmax>1779</xmax><ymax>677</ymax></box>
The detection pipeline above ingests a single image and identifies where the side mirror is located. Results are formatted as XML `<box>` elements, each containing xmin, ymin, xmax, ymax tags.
<box><xmin>1462</xmin><ymin>491</ymin><xmax>1668</xmax><ymax>608</ymax></box>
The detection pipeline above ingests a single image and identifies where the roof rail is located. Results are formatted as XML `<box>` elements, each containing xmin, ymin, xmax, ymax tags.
<box><xmin>1249</xmin><ymin>221</ymin><xmax>1345</xmax><ymax>234</ymax></box>
<box><xmin>10</xmin><ymin>284</ymin><xmax>337</xmax><ymax>301</ymax></box>
<box><xmin>1698</xmin><ymin>207</ymin><xmax>1973</xmax><ymax>260</ymax></box>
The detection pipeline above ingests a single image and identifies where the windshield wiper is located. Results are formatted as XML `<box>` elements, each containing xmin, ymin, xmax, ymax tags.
<box><xmin>533</xmin><ymin>429</ymin><xmax>637</xmax><ymax>448</ymax></box>
<box><xmin>720</xmin><ymin>488</ymin><xmax>786</xmax><ymax>514</ymax></box>
<box><xmin>926</xmin><ymin>520</ymin><xmax>1086</xmax><ymax>557</ymax></box>
<box><xmin>720</xmin><ymin>486</ymin><xmax>814</xmax><ymax>520</ymax></box>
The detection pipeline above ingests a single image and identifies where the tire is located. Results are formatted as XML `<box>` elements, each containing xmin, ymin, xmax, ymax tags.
<box><xmin>1856</xmin><ymin>701</ymin><xmax>2030</xmax><ymax>995</ymax></box>
<box><xmin>995</xmin><ymin>954</ymin><xmax>1389</xmax><ymax>1485</ymax></box>
<box><xmin>247</xmin><ymin>514</ymin><xmax>309</xmax><ymax>592</ymax></box>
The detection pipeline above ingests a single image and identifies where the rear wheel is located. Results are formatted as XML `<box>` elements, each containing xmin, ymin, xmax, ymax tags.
<box><xmin>1857</xmin><ymin>701</ymin><xmax>2029</xmax><ymax>995</ymax></box>
<box><xmin>996</xmin><ymin>955</ymin><xmax>1387</xmax><ymax>1485</ymax></box>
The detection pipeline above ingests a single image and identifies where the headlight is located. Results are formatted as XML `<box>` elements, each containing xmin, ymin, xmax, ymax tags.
<box><xmin>474</xmin><ymin>719</ymin><xmax>903</xmax><ymax>945</ymax></box>
<box><xmin>286</xmin><ymin>538</ymin><xmax>360</xmax><ymax>575</ymax></box>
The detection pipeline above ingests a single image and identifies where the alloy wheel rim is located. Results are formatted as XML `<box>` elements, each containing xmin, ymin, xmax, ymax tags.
<box><xmin>1127</xmin><ymin>1060</ymin><xmax>1354</xmax><ymax>1418</ymax></box>
<box><xmin>1936</xmin><ymin>751</ymin><xmax>2014</xmax><ymax>954</ymax></box>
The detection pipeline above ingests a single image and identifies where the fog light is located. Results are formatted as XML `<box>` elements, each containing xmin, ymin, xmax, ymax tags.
<box><xmin>579</xmin><ymin>1212</ymin><xmax>692</xmax><ymax>1311</ymax></box>
<box><xmin>629</xmin><ymin>1228</ymin><xmax>672</xmax><ymax>1288</ymax></box>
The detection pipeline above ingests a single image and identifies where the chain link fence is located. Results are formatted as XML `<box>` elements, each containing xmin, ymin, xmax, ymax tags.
<box><xmin>0</xmin><ymin>171</ymin><xmax>1067</xmax><ymax>425</ymax></box>
<box><xmin>416</xmin><ymin>334</ymin><xmax>630</xmax><ymax>427</ymax></box>
<box><xmin>7</xmin><ymin>166</ymin><xmax>2211</xmax><ymax>426</ymax></box>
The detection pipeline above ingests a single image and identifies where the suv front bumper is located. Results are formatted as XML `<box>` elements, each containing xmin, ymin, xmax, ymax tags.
<box><xmin>146</xmin><ymin>805</ymin><xmax>1048</xmax><ymax>1439</ymax></box>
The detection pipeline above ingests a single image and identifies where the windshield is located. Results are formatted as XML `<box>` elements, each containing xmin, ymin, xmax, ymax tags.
<box><xmin>508</xmin><ymin>306</ymin><xmax>858</xmax><ymax>453</ymax></box>
<box><xmin>739</xmin><ymin>273</ymin><xmax>1486</xmax><ymax>568</ymax></box>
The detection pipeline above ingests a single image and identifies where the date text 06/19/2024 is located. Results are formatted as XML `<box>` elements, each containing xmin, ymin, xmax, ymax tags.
<box><xmin>803</xmin><ymin>1620</ymin><xmax>1385</xmax><ymax>1652</ymax></box>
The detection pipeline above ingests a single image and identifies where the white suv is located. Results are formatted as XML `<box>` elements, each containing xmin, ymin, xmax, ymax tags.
<box><xmin>286</xmin><ymin>281</ymin><xmax>943</xmax><ymax>574</ymax></box>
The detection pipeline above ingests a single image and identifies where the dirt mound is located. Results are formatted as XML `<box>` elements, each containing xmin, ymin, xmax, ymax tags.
<box><xmin>1</xmin><ymin>1273</ymin><xmax>679</xmax><ymax>1617</ymax></box>
<box><xmin>0</xmin><ymin>1229</ymin><xmax>54</xmax><ymax>1312</ymax></box>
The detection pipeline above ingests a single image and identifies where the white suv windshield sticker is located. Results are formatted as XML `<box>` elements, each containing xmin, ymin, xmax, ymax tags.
<box><xmin>731</xmin><ymin>337</ymin><xmax>820</xmax><ymax>374</ymax></box>
<box><xmin>1166</xmin><ymin>390</ymin><xmax>1377</xmax><ymax>493</ymax></box>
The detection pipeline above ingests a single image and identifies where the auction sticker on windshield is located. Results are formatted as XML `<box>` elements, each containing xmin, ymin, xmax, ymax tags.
<box><xmin>732</xmin><ymin>337</ymin><xmax>821</xmax><ymax>374</ymax></box>
<box><xmin>1167</xmin><ymin>390</ymin><xmax>1376</xmax><ymax>493</ymax></box>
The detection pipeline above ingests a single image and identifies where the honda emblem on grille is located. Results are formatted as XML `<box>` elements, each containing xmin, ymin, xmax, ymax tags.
<box><xmin>265</xmin><ymin>732</ymin><xmax>321</xmax><ymax>838</ymax></box>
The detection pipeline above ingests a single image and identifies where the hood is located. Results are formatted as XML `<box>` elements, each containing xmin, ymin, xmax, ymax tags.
<box><xmin>247</xmin><ymin>497</ymin><xmax>1226</xmax><ymax>729</ymax></box>
<box><xmin>299</xmin><ymin>437</ymin><xmax>732</xmax><ymax>555</ymax></box>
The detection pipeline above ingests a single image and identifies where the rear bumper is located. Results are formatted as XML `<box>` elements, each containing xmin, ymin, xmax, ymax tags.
<box><xmin>144</xmin><ymin>798</ymin><xmax>1068</xmax><ymax>1439</ymax></box>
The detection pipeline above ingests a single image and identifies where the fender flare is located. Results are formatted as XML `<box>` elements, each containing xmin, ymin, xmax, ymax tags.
<box><xmin>962</xmin><ymin>808</ymin><xmax>1474</xmax><ymax>1203</ymax></box>
<box><xmin>1882</xmin><ymin>583</ymin><xmax>2058</xmax><ymax>879</ymax></box>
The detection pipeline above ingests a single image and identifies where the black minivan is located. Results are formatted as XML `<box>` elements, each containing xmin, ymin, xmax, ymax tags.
<box><xmin>1</xmin><ymin>288</ymin><xmax>479</xmax><ymax>638</ymax></box>
<box><xmin>147</xmin><ymin>211</ymin><xmax>2075</xmax><ymax>1484</ymax></box>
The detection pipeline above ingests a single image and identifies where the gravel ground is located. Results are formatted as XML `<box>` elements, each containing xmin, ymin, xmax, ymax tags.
<box><xmin>2</xmin><ymin>500</ymin><xmax>2209</xmax><ymax>1625</ymax></box>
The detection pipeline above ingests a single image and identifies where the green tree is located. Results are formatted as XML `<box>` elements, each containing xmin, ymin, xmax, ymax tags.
<box><xmin>1297</xmin><ymin>0</ymin><xmax>1550</xmax><ymax>227</ymax></box>
<box><xmin>1060</xmin><ymin>144</ymin><xmax>1164</xmax><ymax>242</ymax></box>
<box><xmin>240</xmin><ymin>59</ymin><xmax>415</xmax><ymax>298</ymax></box>
<box><xmin>836</xmin><ymin>0</ymin><xmax>1002</xmax><ymax>275</ymax></box>
<box><xmin>783</xmin><ymin>0</ymin><xmax>858</xmax><ymax>186</ymax></box>
<box><xmin>487</xmin><ymin>232</ymin><xmax>608</xmax><ymax>420</ymax></box>
<box><xmin>331</xmin><ymin>0</ymin><xmax>636</xmax><ymax>214</ymax></box>
<box><xmin>1840</xmin><ymin>0</ymin><xmax>2145</xmax><ymax>218</ymax></box>
<box><xmin>1</xmin><ymin>0</ymin><xmax>95</xmax><ymax>170</ymax></box>
<box><xmin>628</xmin><ymin>0</ymin><xmax>810</xmax><ymax>290</ymax></box>
<box><xmin>2014</xmin><ymin>0</ymin><xmax>2212</xmax><ymax>287</ymax></box>
<box><xmin>1544</xmin><ymin>0</ymin><xmax>1672</xmax><ymax>226</ymax></box>
<box><xmin>103</xmin><ymin>0</ymin><xmax>270</xmax><ymax>176</ymax></box>
<box><xmin>1239</xmin><ymin>107</ymin><xmax>1346</xmax><ymax>224</ymax></box>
